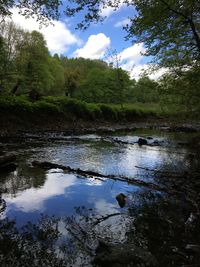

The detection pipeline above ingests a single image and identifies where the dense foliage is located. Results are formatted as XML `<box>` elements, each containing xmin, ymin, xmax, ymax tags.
<box><xmin>0</xmin><ymin>0</ymin><xmax>60</xmax><ymax>23</ymax></box>
<box><xmin>64</xmin><ymin>0</ymin><xmax>200</xmax><ymax>68</ymax></box>
<box><xmin>2</xmin><ymin>1</ymin><xmax>199</xmax><ymax>68</ymax></box>
<box><xmin>0</xmin><ymin>21</ymin><xmax>134</xmax><ymax>104</ymax></box>
<box><xmin>0</xmin><ymin>17</ymin><xmax>199</xmax><ymax>119</ymax></box>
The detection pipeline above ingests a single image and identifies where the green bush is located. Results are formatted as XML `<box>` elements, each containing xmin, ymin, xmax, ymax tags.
<box><xmin>0</xmin><ymin>96</ymin><xmax>32</xmax><ymax>113</ymax></box>
<box><xmin>87</xmin><ymin>104</ymin><xmax>102</xmax><ymax>120</ymax></box>
<box><xmin>0</xmin><ymin>96</ymin><xmax>160</xmax><ymax>124</ymax></box>
<box><xmin>43</xmin><ymin>96</ymin><xmax>102</xmax><ymax>120</ymax></box>
<box><xmin>119</xmin><ymin>107</ymin><xmax>140</xmax><ymax>121</ymax></box>
<box><xmin>98</xmin><ymin>104</ymin><xmax>118</xmax><ymax>120</ymax></box>
<box><xmin>33</xmin><ymin>100</ymin><xmax>60</xmax><ymax>114</ymax></box>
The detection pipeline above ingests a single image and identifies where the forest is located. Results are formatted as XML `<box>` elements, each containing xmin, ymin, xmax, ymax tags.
<box><xmin>0</xmin><ymin>6</ymin><xmax>199</xmax><ymax>127</ymax></box>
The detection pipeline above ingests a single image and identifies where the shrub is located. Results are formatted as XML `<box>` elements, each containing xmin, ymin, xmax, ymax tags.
<box><xmin>87</xmin><ymin>104</ymin><xmax>102</xmax><ymax>120</ymax></box>
<box><xmin>33</xmin><ymin>100</ymin><xmax>60</xmax><ymax>115</ymax></box>
<box><xmin>98</xmin><ymin>104</ymin><xmax>118</xmax><ymax>121</ymax></box>
<box><xmin>0</xmin><ymin>96</ymin><xmax>32</xmax><ymax>113</ymax></box>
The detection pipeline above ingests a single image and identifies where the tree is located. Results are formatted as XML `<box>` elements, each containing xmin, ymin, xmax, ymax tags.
<box><xmin>0</xmin><ymin>0</ymin><xmax>60</xmax><ymax>23</ymax></box>
<box><xmin>0</xmin><ymin>21</ymin><xmax>26</xmax><ymax>94</ymax></box>
<box><xmin>133</xmin><ymin>76</ymin><xmax>159</xmax><ymax>103</ymax></box>
<box><xmin>107</xmin><ymin>48</ymin><xmax>131</xmax><ymax>105</ymax></box>
<box><xmin>75</xmin><ymin>67</ymin><xmax>130</xmax><ymax>103</ymax></box>
<box><xmin>127</xmin><ymin>0</ymin><xmax>200</xmax><ymax>68</ymax></box>
<box><xmin>16</xmin><ymin>30</ymin><xmax>53</xmax><ymax>95</ymax></box>
<box><xmin>64</xmin><ymin>68</ymin><xmax>80</xmax><ymax>97</ymax></box>
<box><xmin>64</xmin><ymin>0</ymin><xmax>200</xmax><ymax>68</ymax></box>
<box><xmin>48</xmin><ymin>57</ymin><xmax>65</xmax><ymax>96</ymax></box>
<box><xmin>0</xmin><ymin>36</ymin><xmax>7</xmax><ymax>93</ymax></box>
<box><xmin>2</xmin><ymin>1</ymin><xmax>199</xmax><ymax>69</ymax></box>
<box><xmin>158</xmin><ymin>66</ymin><xmax>200</xmax><ymax>112</ymax></box>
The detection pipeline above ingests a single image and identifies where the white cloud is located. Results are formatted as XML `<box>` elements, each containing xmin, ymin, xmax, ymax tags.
<box><xmin>74</xmin><ymin>33</ymin><xmax>111</xmax><ymax>59</ymax></box>
<box><xmin>127</xmin><ymin>64</ymin><xmax>167</xmax><ymax>80</ymax></box>
<box><xmin>119</xmin><ymin>43</ymin><xmax>145</xmax><ymax>63</ymax></box>
<box><xmin>107</xmin><ymin>43</ymin><xmax>145</xmax><ymax>72</ymax></box>
<box><xmin>107</xmin><ymin>44</ymin><xmax>166</xmax><ymax>80</ymax></box>
<box><xmin>9</xmin><ymin>8</ymin><xmax>81</xmax><ymax>54</ymax></box>
<box><xmin>99</xmin><ymin>0</ymin><xmax>127</xmax><ymax>17</ymax></box>
<box><xmin>114</xmin><ymin>18</ymin><xmax>131</xmax><ymax>28</ymax></box>
<box><xmin>4</xmin><ymin>172</ymin><xmax>76</xmax><ymax>212</ymax></box>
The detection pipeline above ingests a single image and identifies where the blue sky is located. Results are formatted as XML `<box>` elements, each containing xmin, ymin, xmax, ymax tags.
<box><xmin>63</xmin><ymin>4</ymin><xmax>135</xmax><ymax>55</ymax></box>
<box><xmin>9</xmin><ymin>3</ymin><xmax>165</xmax><ymax>79</ymax></box>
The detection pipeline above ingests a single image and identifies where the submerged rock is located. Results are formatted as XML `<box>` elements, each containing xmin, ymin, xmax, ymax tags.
<box><xmin>116</xmin><ymin>193</ymin><xmax>126</xmax><ymax>208</ymax></box>
<box><xmin>138</xmin><ymin>138</ymin><xmax>148</xmax><ymax>146</ymax></box>
<box><xmin>0</xmin><ymin>154</ymin><xmax>17</xmax><ymax>173</ymax></box>
<box><xmin>0</xmin><ymin>163</ymin><xmax>17</xmax><ymax>173</ymax></box>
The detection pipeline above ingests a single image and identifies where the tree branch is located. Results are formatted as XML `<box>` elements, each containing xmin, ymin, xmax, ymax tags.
<box><xmin>160</xmin><ymin>0</ymin><xmax>200</xmax><ymax>55</ymax></box>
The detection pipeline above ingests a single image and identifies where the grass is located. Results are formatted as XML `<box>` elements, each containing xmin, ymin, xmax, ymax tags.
<box><xmin>0</xmin><ymin>95</ymin><xmax>197</xmax><ymax>126</ymax></box>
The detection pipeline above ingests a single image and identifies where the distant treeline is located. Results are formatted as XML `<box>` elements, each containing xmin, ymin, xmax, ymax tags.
<box><xmin>0</xmin><ymin>21</ymin><xmax>199</xmax><ymax>116</ymax></box>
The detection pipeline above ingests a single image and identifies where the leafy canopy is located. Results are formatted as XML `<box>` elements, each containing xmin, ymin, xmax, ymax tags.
<box><xmin>0</xmin><ymin>0</ymin><xmax>61</xmax><ymax>23</ymax></box>
<box><xmin>65</xmin><ymin>0</ymin><xmax>200</xmax><ymax>68</ymax></box>
<box><xmin>1</xmin><ymin>1</ymin><xmax>199</xmax><ymax>67</ymax></box>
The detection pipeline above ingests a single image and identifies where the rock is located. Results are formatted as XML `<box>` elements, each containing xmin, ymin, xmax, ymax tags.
<box><xmin>0</xmin><ymin>154</ymin><xmax>17</xmax><ymax>173</ymax></box>
<box><xmin>152</xmin><ymin>140</ymin><xmax>161</xmax><ymax>146</ymax></box>
<box><xmin>185</xmin><ymin>244</ymin><xmax>200</xmax><ymax>253</ymax></box>
<box><xmin>189</xmin><ymin>136</ymin><xmax>200</xmax><ymax>149</ymax></box>
<box><xmin>138</xmin><ymin>138</ymin><xmax>147</xmax><ymax>146</ymax></box>
<box><xmin>0</xmin><ymin>163</ymin><xmax>17</xmax><ymax>173</ymax></box>
<box><xmin>116</xmin><ymin>193</ymin><xmax>126</xmax><ymax>208</ymax></box>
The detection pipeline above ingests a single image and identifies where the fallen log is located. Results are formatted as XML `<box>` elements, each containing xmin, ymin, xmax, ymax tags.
<box><xmin>32</xmin><ymin>161</ymin><xmax>72</xmax><ymax>171</ymax></box>
<box><xmin>32</xmin><ymin>160</ymin><xmax>167</xmax><ymax>193</ymax></box>
<box><xmin>135</xmin><ymin>165</ymin><xmax>187</xmax><ymax>177</ymax></box>
<box><xmin>93</xmin><ymin>213</ymin><xmax>121</xmax><ymax>226</ymax></box>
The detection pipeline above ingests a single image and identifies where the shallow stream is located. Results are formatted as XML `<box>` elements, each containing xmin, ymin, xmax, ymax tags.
<box><xmin>0</xmin><ymin>129</ymin><xmax>199</xmax><ymax>266</ymax></box>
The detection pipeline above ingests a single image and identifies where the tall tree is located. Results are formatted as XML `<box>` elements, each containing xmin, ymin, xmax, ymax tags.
<box><xmin>76</xmin><ymin>67</ymin><xmax>130</xmax><ymax>103</ymax></box>
<box><xmin>0</xmin><ymin>21</ymin><xmax>25</xmax><ymax>93</ymax></box>
<box><xmin>16</xmin><ymin>30</ymin><xmax>53</xmax><ymax>95</ymax></box>
<box><xmin>48</xmin><ymin>56</ymin><xmax>65</xmax><ymax>96</ymax></box>
<box><xmin>0</xmin><ymin>36</ymin><xmax>7</xmax><ymax>93</ymax></box>
<box><xmin>127</xmin><ymin>0</ymin><xmax>200</xmax><ymax>68</ymax></box>
<box><xmin>132</xmin><ymin>76</ymin><xmax>159</xmax><ymax>103</ymax></box>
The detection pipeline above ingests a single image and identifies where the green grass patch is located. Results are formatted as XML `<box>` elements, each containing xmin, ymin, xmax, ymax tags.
<box><xmin>0</xmin><ymin>96</ymin><xmax>175</xmax><ymax>124</ymax></box>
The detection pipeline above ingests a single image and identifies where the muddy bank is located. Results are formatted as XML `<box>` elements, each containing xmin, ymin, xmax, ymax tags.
<box><xmin>0</xmin><ymin>116</ymin><xmax>199</xmax><ymax>138</ymax></box>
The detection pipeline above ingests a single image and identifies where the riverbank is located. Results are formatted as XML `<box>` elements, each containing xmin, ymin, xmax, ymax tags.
<box><xmin>0</xmin><ymin>96</ymin><xmax>199</xmax><ymax>137</ymax></box>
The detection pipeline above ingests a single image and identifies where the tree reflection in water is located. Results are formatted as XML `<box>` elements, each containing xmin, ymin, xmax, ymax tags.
<box><xmin>1</xmin><ymin>178</ymin><xmax>200</xmax><ymax>267</ymax></box>
<box><xmin>0</xmin><ymin>137</ymin><xmax>200</xmax><ymax>266</ymax></box>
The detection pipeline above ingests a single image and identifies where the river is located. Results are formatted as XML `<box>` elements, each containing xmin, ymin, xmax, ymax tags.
<box><xmin>0</xmin><ymin>128</ymin><xmax>199</xmax><ymax>266</ymax></box>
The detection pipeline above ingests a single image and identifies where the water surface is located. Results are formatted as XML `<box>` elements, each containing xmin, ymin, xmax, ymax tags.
<box><xmin>0</xmin><ymin>129</ymin><xmax>199</xmax><ymax>266</ymax></box>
